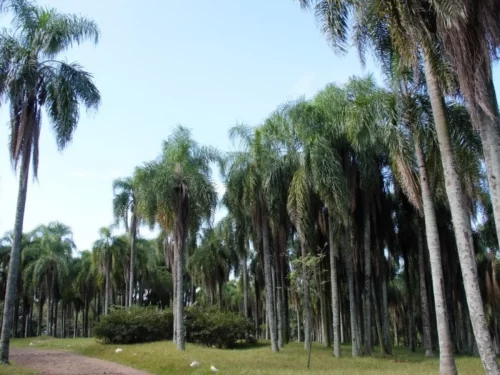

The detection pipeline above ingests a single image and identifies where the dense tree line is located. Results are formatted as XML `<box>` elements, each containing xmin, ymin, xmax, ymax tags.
<box><xmin>1</xmin><ymin>1</ymin><xmax>500</xmax><ymax>375</ymax></box>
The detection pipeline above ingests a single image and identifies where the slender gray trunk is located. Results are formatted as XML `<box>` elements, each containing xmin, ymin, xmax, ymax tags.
<box><xmin>296</xmin><ymin>298</ymin><xmax>302</xmax><ymax>342</ymax></box>
<box><xmin>128</xmin><ymin>211</ymin><xmax>137</xmax><ymax>309</ymax></box>
<box><xmin>417</xmin><ymin>224</ymin><xmax>433</xmax><ymax>357</ymax></box>
<box><xmin>262</xmin><ymin>212</ymin><xmax>279</xmax><ymax>352</ymax></box>
<box><xmin>328</xmin><ymin>216</ymin><xmax>340</xmax><ymax>357</ymax></box>
<box><xmin>423</xmin><ymin>52</ymin><xmax>499</xmax><ymax>375</ymax></box>
<box><xmin>415</xmin><ymin>136</ymin><xmax>456</xmax><ymax>371</ymax></box>
<box><xmin>274</xmin><ymin>241</ymin><xmax>284</xmax><ymax>348</ymax></box>
<box><xmin>24</xmin><ymin>305</ymin><xmax>29</xmax><ymax>338</ymax></box>
<box><xmin>172</xmin><ymin>249</ymin><xmax>177</xmax><ymax>344</ymax></box>
<box><xmin>104</xmin><ymin>251</ymin><xmax>111</xmax><ymax>316</ymax></box>
<box><xmin>343</xmin><ymin>228</ymin><xmax>360</xmax><ymax>356</ymax></box>
<box><xmin>0</xmin><ymin>148</ymin><xmax>30</xmax><ymax>363</ymax></box>
<box><xmin>371</xmin><ymin>281</ymin><xmax>384</xmax><ymax>353</ymax></box>
<box><xmin>363</xmin><ymin>200</ymin><xmax>372</xmax><ymax>355</ymax></box>
<box><xmin>381</xmin><ymin>258</ymin><xmax>392</xmax><ymax>354</ymax></box>
<box><xmin>242</xmin><ymin>250</ymin><xmax>249</xmax><ymax>318</ymax></box>
<box><xmin>37</xmin><ymin>300</ymin><xmax>43</xmax><ymax>336</ymax></box>
<box><xmin>174</xmin><ymin>229</ymin><xmax>185</xmax><ymax>350</ymax></box>
<box><xmin>301</xmin><ymin>240</ymin><xmax>311</xmax><ymax>351</ymax></box>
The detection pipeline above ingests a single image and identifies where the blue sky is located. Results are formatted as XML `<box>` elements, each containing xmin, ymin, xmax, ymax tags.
<box><xmin>0</xmin><ymin>0</ymin><xmax>498</xmax><ymax>251</ymax></box>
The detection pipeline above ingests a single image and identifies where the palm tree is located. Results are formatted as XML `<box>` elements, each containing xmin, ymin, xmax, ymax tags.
<box><xmin>22</xmin><ymin>222</ymin><xmax>74</xmax><ymax>337</ymax></box>
<box><xmin>112</xmin><ymin>177</ymin><xmax>139</xmax><ymax>308</ymax></box>
<box><xmin>228</xmin><ymin>125</ymin><xmax>280</xmax><ymax>352</ymax></box>
<box><xmin>385</xmin><ymin>69</ymin><xmax>456</xmax><ymax>364</ymax></box>
<box><xmin>74</xmin><ymin>251</ymin><xmax>97</xmax><ymax>337</ymax></box>
<box><xmin>433</xmin><ymin>1</ymin><xmax>500</xmax><ymax>252</ymax></box>
<box><xmin>135</xmin><ymin>126</ymin><xmax>218</xmax><ymax>351</ymax></box>
<box><xmin>92</xmin><ymin>227</ymin><xmax>124</xmax><ymax>316</ymax></box>
<box><xmin>0</xmin><ymin>0</ymin><xmax>100</xmax><ymax>363</ymax></box>
<box><xmin>187</xmin><ymin>225</ymin><xmax>232</xmax><ymax>306</ymax></box>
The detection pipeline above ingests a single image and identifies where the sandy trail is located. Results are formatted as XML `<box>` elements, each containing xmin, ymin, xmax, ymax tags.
<box><xmin>10</xmin><ymin>348</ymin><xmax>151</xmax><ymax>375</ymax></box>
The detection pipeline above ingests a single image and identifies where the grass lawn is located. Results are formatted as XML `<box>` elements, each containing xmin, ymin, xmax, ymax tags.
<box><xmin>0</xmin><ymin>363</ymin><xmax>36</xmax><ymax>375</ymax></box>
<box><xmin>9</xmin><ymin>337</ymin><xmax>486</xmax><ymax>374</ymax></box>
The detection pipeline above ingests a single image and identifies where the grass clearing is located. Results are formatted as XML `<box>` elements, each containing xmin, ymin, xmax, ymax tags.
<box><xmin>0</xmin><ymin>363</ymin><xmax>36</xmax><ymax>375</ymax></box>
<box><xmin>11</xmin><ymin>337</ymin><xmax>486</xmax><ymax>374</ymax></box>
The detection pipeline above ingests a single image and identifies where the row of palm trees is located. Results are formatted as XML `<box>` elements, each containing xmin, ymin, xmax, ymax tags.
<box><xmin>294</xmin><ymin>1</ymin><xmax>500</xmax><ymax>374</ymax></box>
<box><xmin>1</xmin><ymin>0</ymin><xmax>500</xmax><ymax>375</ymax></box>
<box><xmin>2</xmin><ymin>75</ymin><xmax>500</xmax><ymax>374</ymax></box>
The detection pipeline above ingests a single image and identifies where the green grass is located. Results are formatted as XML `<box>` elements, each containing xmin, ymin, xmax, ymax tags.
<box><xmin>0</xmin><ymin>363</ymin><xmax>36</xmax><ymax>375</ymax></box>
<box><xmin>10</xmin><ymin>337</ymin><xmax>486</xmax><ymax>374</ymax></box>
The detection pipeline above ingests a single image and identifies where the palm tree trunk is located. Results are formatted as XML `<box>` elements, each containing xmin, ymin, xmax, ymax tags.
<box><xmin>104</xmin><ymin>252</ymin><xmax>110</xmax><ymax>316</ymax></box>
<box><xmin>343</xmin><ymin>227</ymin><xmax>360</xmax><ymax>357</ymax></box>
<box><xmin>381</xmin><ymin>256</ymin><xmax>392</xmax><ymax>354</ymax></box>
<box><xmin>296</xmin><ymin>298</ymin><xmax>302</xmax><ymax>342</ymax></box>
<box><xmin>54</xmin><ymin>302</ymin><xmax>58</xmax><ymax>338</ymax></box>
<box><xmin>328</xmin><ymin>216</ymin><xmax>340</xmax><ymax>357</ymax></box>
<box><xmin>128</xmin><ymin>211</ymin><xmax>137</xmax><ymax>309</ymax></box>
<box><xmin>0</xmin><ymin>149</ymin><xmax>30</xmax><ymax>363</ymax></box>
<box><xmin>273</xmin><ymin>235</ymin><xmax>284</xmax><ymax>348</ymax></box>
<box><xmin>423</xmin><ymin>51</ymin><xmax>499</xmax><ymax>375</ymax></box>
<box><xmin>371</xmin><ymin>280</ymin><xmax>384</xmax><ymax>353</ymax></box>
<box><xmin>242</xmin><ymin>251</ymin><xmax>249</xmax><ymax>318</ymax></box>
<box><xmin>37</xmin><ymin>299</ymin><xmax>43</xmax><ymax>336</ymax></box>
<box><xmin>301</xmin><ymin>240</ymin><xmax>311</xmax><ymax>351</ymax></box>
<box><xmin>175</xmin><ymin>228</ymin><xmax>186</xmax><ymax>351</ymax></box>
<box><xmin>364</xmin><ymin>200</ymin><xmax>372</xmax><ymax>355</ymax></box>
<box><xmin>415</xmin><ymin>136</ymin><xmax>456</xmax><ymax>372</ymax></box>
<box><xmin>74</xmin><ymin>310</ymin><xmax>78</xmax><ymax>338</ymax></box>
<box><xmin>46</xmin><ymin>294</ymin><xmax>51</xmax><ymax>336</ymax></box>
<box><xmin>473</xmin><ymin>64</ymin><xmax>500</xmax><ymax>254</ymax></box>
<box><xmin>417</xmin><ymin>224</ymin><xmax>433</xmax><ymax>357</ymax></box>
<box><xmin>23</xmin><ymin>304</ymin><xmax>29</xmax><ymax>338</ymax></box>
<box><xmin>262</xmin><ymin>211</ymin><xmax>279</xmax><ymax>352</ymax></box>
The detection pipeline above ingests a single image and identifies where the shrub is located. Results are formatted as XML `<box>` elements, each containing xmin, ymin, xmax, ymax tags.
<box><xmin>93</xmin><ymin>305</ymin><xmax>254</xmax><ymax>348</ymax></box>
<box><xmin>185</xmin><ymin>306</ymin><xmax>254</xmax><ymax>348</ymax></box>
<box><xmin>94</xmin><ymin>307</ymin><xmax>173</xmax><ymax>344</ymax></box>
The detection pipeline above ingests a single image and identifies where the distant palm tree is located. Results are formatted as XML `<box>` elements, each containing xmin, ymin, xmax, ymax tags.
<box><xmin>135</xmin><ymin>126</ymin><xmax>218</xmax><ymax>350</ymax></box>
<box><xmin>92</xmin><ymin>227</ymin><xmax>125</xmax><ymax>316</ymax></box>
<box><xmin>112</xmin><ymin>177</ymin><xmax>139</xmax><ymax>308</ymax></box>
<box><xmin>0</xmin><ymin>0</ymin><xmax>100</xmax><ymax>363</ymax></box>
<box><xmin>22</xmin><ymin>222</ymin><xmax>74</xmax><ymax>336</ymax></box>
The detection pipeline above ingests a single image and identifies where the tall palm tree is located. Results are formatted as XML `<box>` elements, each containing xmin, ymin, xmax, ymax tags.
<box><xmin>433</xmin><ymin>1</ymin><xmax>500</xmax><ymax>251</ymax></box>
<box><xmin>0</xmin><ymin>0</ymin><xmax>100</xmax><ymax>363</ymax></box>
<box><xmin>228</xmin><ymin>125</ymin><xmax>280</xmax><ymax>352</ymax></box>
<box><xmin>386</xmin><ymin>70</ymin><xmax>456</xmax><ymax>365</ymax></box>
<box><xmin>135</xmin><ymin>126</ymin><xmax>218</xmax><ymax>351</ymax></box>
<box><xmin>112</xmin><ymin>177</ymin><xmax>138</xmax><ymax>308</ymax></box>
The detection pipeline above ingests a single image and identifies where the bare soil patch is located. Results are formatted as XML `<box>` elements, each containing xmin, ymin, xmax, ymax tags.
<box><xmin>10</xmin><ymin>348</ymin><xmax>151</xmax><ymax>375</ymax></box>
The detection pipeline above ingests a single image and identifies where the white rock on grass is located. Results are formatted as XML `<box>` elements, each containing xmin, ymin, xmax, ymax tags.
<box><xmin>189</xmin><ymin>361</ymin><xmax>200</xmax><ymax>367</ymax></box>
<box><xmin>29</xmin><ymin>343</ymin><xmax>33</xmax><ymax>346</ymax></box>
<box><xmin>115</xmin><ymin>348</ymin><xmax>123</xmax><ymax>353</ymax></box>
<box><xmin>210</xmin><ymin>365</ymin><xmax>219</xmax><ymax>372</ymax></box>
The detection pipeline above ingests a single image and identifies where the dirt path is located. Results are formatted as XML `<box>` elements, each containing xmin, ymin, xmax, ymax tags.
<box><xmin>11</xmin><ymin>348</ymin><xmax>152</xmax><ymax>375</ymax></box>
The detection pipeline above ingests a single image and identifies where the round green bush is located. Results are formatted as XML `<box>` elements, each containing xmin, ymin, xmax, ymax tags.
<box><xmin>94</xmin><ymin>305</ymin><xmax>254</xmax><ymax>348</ymax></box>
